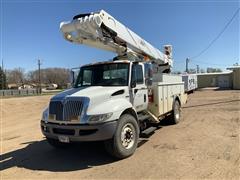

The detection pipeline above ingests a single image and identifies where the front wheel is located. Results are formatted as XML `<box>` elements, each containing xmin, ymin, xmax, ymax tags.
<box><xmin>104</xmin><ymin>114</ymin><xmax>139</xmax><ymax>159</ymax></box>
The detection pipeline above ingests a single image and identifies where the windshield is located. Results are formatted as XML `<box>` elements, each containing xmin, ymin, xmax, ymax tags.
<box><xmin>74</xmin><ymin>63</ymin><xmax>129</xmax><ymax>87</ymax></box>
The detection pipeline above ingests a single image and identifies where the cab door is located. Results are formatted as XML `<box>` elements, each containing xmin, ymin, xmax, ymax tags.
<box><xmin>130</xmin><ymin>63</ymin><xmax>148</xmax><ymax>112</ymax></box>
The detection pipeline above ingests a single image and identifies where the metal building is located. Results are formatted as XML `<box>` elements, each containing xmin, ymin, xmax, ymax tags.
<box><xmin>197</xmin><ymin>72</ymin><xmax>233</xmax><ymax>89</ymax></box>
<box><xmin>227</xmin><ymin>66</ymin><xmax>240</xmax><ymax>90</ymax></box>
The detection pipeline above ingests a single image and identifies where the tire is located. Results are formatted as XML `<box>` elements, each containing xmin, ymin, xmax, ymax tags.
<box><xmin>46</xmin><ymin>137</ymin><xmax>71</xmax><ymax>148</ymax></box>
<box><xmin>104</xmin><ymin>114</ymin><xmax>139</xmax><ymax>159</ymax></box>
<box><xmin>171</xmin><ymin>100</ymin><xmax>181</xmax><ymax>124</ymax></box>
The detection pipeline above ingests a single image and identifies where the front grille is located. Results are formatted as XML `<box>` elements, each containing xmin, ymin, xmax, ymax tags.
<box><xmin>49</xmin><ymin>101</ymin><xmax>63</xmax><ymax>120</ymax></box>
<box><xmin>49</xmin><ymin>100</ymin><xmax>83</xmax><ymax>121</ymax></box>
<box><xmin>63</xmin><ymin>100</ymin><xmax>83</xmax><ymax>121</ymax></box>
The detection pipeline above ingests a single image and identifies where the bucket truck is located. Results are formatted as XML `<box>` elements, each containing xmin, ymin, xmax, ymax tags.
<box><xmin>41</xmin><ymin>10</ymin><xmax>187</xmax><ymax>159</ymax></box>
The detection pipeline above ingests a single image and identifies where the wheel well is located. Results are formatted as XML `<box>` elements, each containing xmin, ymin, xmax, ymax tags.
<box><xmin>174</xmin><ymin>96</ymin><xmax>181</xmax><ymax>106</ymax></box>
<box><xmin>121</xmin><ymin>108</ymin><xmax>138</xmax><ymax>122</ymax></box>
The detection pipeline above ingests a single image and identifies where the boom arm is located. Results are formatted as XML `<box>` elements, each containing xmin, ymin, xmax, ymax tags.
<box><xmin>60</xmin><ymin>10</ymin><xmax>173</xmax><ymax>70</ymax></box>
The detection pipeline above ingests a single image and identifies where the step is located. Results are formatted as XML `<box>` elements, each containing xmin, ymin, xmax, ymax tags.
<box><xmin>141</xmin><ymin>126</ymin><xmax>157</xmax><ymax>137</ymax></box>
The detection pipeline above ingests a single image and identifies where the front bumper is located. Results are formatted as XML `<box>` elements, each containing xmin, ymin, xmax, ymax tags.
<box><xmin>41</xmin><ymin>120</ymin><xmax>117</xmax><ymax>142</ymax></box>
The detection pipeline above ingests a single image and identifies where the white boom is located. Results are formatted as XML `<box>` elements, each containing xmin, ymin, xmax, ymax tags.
<box><xmin>60</xmin><ymin>10</ymin><xmax>173</xmax><ymax>69</ymax></box>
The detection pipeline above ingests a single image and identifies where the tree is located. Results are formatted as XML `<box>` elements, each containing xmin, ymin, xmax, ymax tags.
<box><xmin>27</xmin><ymin>68</ymin><xmax>70</xmax><ymax>88</ymax></box>
<box><xmin>0</xmin><ymin>66</ymin><xmax>7</xmax><ymax>89</ymax></box>
<box><xmin>200</xmin><ymin>68</ymin><xmax>206</xmax><ymax>73</ymax></box>
<box><xmin>6</xmin><ymin>67</ymin><xmax>70</xmax><ymax>89</ymax></box>
<box><xmin>43</xmin><ymin>68</ymin><xmax>70</xmax><ymax>88</ymax></box>
<box><xmin>7</xmin><ymin>68</ymin><xmax>26</xmax><ymax>85</ymax></box>
<box><xmin>26</xmin><ymin>70</ymin><xmax>38</xmax><ymax>84</ymax></box>
<box><xmin>172</xmin><ymin>70</ymin><xmax>182</xmax><ymax>74</ymax></box>
<box><xmin>188</xmin><ymin>68</ymin><xmax>197</xmax><ymax>74</ymax></box>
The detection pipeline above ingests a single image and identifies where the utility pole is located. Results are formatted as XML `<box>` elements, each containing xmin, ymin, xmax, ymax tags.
<box><xmin>186</xmin><ymin>58</ymin><xmax>190</xmax><ymax>73</ymax></box>
<box><xmin>196</xmin><ymin>65</ymin><xmax>200</xmax><ymax>74</ymax></box>
<box><xmin>38</xmin><ymin>59</ymin><xmax>42</xmax><ymax>94</ymax></box>
<box><xmin>1</xmin><ymin>59</ymin><xmax>3</xmax><ymax>90</ymax></box>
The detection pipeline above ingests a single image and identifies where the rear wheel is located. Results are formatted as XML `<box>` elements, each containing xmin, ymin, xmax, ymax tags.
<box><xmin>104</xmin><ymin>114</ymin><xmax>139</xmax><ymax>159</ymax></box>
<box><xmin>171</xmin><ymin>100</ymin><xmax>181</xmax><ymax>124</ymax></box>
<box><xmin>46</xmin><ymin>137</ymin><xmax>71</xmax><ymax>148</ymax></box>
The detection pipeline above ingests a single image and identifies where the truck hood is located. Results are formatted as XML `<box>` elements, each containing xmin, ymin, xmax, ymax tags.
<box><xmin>51</xmin><ymin>86</ymin><xmax>129</xmax><ymax>107</ymax></box>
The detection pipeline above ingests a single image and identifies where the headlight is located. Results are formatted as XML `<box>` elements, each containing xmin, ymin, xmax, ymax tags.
<box><xmin>88</xmin><ymin>113</ymin><xmax>113</xmax><ymax>124</ymax></box>
<box><xmin>41</xmin><ymin>107</ymin><xmax>49</xmax><ymax>122</ymax></box>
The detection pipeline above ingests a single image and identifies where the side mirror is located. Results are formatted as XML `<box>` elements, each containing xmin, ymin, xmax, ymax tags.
<box><xmin>144</xmin><ymin>63</ymin><xmax>153</xmax><ymax>87</ymax></box>
<box><xmin>145</xmin><ymin>78</ymin><xmax>152</xmax><ymax>86</ymax></box>
<box><xmin>131</xmin><ymin>81</ymin><xmax>136</xmax><ymax>88</ymax></box>
<box><xmin>70</xmin><ymin>71</ymin><xmax>75</xmax><ymax>86</ymax></box>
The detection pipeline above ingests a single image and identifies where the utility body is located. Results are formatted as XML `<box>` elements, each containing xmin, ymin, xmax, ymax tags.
<box><xmin>41</xmin><ymin>10</ymin><xmax>187</xmax><ymax>158</ymax></box>
<box><xmin>182</xmin><ymin>74</ymin><xmax>198</xmax><ymax>93</ymax></box>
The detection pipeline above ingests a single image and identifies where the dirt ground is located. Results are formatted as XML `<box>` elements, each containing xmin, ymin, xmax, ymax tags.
<box><xmin>1</xmin><ymin>89</ymin><xmax>240</xmax><ymax>179</ymax></box>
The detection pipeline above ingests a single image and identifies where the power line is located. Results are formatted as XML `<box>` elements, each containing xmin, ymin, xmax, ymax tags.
<box><xmin>190</xmin><ymin>8</ymin><xmax>240</xmax><ymax>60</ymax></box>
<box><xmin>191</xmin><ymin>60</ymin><xmax>233</xmax><ymax>67</ymax></box>
<box><xmin>174</xmin><ymin>58</ymin><xmax>237</xmax><ymax>67</ymax></box>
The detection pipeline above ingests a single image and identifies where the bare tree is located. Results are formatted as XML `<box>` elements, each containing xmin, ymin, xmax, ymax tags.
<box><xmin>7</xmin><ymin>67</ymin><xmax>70</xmax><ymax>89</ymax></box>
<box><xmin>7</xmin><ymin>68</ymin><xmax>26</xmax><ymax>85</ymax></box>
<box><xmin>27</xmin><ymin>68</ymin><xmax>70</xmax><ymax>88</ymax></box>
<box><xmin>200</xmin><ymin>69</ymin><xmax>206</xmax><ymax>73</ymax></box>
<box><xmin>206</xmin><ymin>68</ymin><xmax>222</xmax><ymax>73</ymax></box>
<box><xmin>43</xmin><ymin>68</ymin><xmax>70</xmax><ymax>88</ymax></box>
<box><xmin>188</xmin><ymin>68</ymin><xmax>197</xmax><ymax>74</ymax></box>
<box><xmin>26</xmin><ymin>70</ymin><xmax>38</xmax><ymax>84</ymax></box>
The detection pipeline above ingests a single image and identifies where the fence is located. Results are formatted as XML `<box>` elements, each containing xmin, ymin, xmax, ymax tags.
<box><xmin>0</xmin><ymin>89</ymin><xmax>40</xmax><ymax>97</ymax></box>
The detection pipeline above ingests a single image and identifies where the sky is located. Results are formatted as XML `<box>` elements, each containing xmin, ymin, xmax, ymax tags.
<box><xmin>1</xmin><ymin>0</ymin><xmax>239</xmax><ymax>72</ymax></box>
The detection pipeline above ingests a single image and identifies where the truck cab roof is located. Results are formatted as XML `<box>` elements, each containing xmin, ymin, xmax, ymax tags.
<box><xmin>81</xmin><ymin>59</ymin><xmax>131</xmax><ymax>68</ymax></box>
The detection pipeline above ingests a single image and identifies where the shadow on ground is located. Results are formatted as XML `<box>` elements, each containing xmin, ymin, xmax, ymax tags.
<box><xmin>1</xmin><ymin>140</ymin><xmax>116</xmax><ymax>172</ymax></box>
<box><xmin>214</xmin><ymin>87</ymin><xmax>233</xmax><ymax>91</ymax></box>
<box><xmin>197</xmin><ymin>87</ymin><xmax>232</xmax><ymax>91</ymax></box>
<box><xmin>1</xmin><ymin>138</ymin><xmax>153</xmax><ymax>172</ymax></box>
<box><xmin>182</xmin><ymin>99</ymin><xmax>240</xmax><ymax>109</ymax></box>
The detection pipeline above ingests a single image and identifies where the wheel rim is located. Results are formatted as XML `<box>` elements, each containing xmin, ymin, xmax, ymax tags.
<box><xmin>121</xmin><ymin>123</ymin><xmax>135</xmax><ymax>149</ymax></box>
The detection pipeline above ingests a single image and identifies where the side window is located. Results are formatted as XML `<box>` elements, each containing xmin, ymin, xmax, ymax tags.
<box><xmin>103</xmin><ymin>70</ymin><xmax>111</xmax><ymax>79</ymax></box>
<box><xmin>132</xmin><ymin>64</ymin><xmax>144</xmax><ymax>84</ymax></box>
<box><xmin>82</xmin><ymin>70</ymin><xmax>92</xmax><ymax>85</ymax></box>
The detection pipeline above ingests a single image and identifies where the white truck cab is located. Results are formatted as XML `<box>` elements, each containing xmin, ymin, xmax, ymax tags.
<box><xmin>41</xmin><ymin>10</ymin><xmax>187</xmax><ymax>159</ymax></box>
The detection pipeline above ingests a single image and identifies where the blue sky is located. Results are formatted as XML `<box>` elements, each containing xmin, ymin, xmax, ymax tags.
<box><xmin>1</xmin><ymin>0</ymin><xmax>239</xmax><ymax>72</ymax></box>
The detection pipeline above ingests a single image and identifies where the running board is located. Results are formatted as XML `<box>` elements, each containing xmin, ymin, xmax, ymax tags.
<box><xmin>141</xmin><ymin>126</ymin><xmax>157</xmax><ymax>137</ymax></box>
